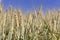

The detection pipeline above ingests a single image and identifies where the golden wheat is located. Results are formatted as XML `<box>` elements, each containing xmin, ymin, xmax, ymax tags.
<box><xmin>0</xmin><ymin>6</ymin><xmax>60</xmax><ymax>40</ymax></box>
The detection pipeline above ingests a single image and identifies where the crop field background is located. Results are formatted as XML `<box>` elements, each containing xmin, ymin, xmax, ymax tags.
<box><xmin>0</xmin><ymin>0</ymin><xmax>60</xmax><ymax>40</ymax></box>
<box><xmin>0</xmin><ymin>5</ymin><xmax>60</xmax><ymax>40</ymax></box>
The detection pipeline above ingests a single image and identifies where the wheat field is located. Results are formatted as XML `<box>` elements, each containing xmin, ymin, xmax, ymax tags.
<box><xmin>0</xmin><ymin>6</ymin><xmax>60</xmax><ymax>40</ymax></box>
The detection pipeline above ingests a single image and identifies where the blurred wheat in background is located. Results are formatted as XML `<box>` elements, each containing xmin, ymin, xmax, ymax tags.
<box><xmin>0</xmin><ymin>4</ymin><xmax>60</xmax><ymax>40</ymax></box>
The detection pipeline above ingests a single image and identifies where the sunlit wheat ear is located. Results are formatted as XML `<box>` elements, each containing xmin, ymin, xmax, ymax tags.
<box><xmin>51</xmin><ymin>8</ymin><xmax>57</xmax><ymax>19</ymax></box>
<box><xmin>0</xmin><ymin>14</ymin><xmax>4</xmax><ymax>40</ymax></box>
<box><xmin>32</xmin><ymin>10</ymin><xmax>37</xmax><ymax>19</ymax></box>
<box><xmin>56</xmin><ymin>9</ymin><xmax>60</xmax><ymax>34</ymax></box>
<box><xmin>37</xmin><ymin>5</ymin><xmax>43</xmax><ymax>17</ymax></box>
<box><xmin>27</xmin><ymin>12</ymin><xmax>33</xmax><ymax>24</ymax></box>
<box><xmin>2</xmin><ymin>13</ymin><xmax>7</xmax><ymax>40</ymax></box>
<box><xmin>45</xmin><ymin>10</ymin><xmax>53</xmax><ymax>32</ymax></box>
<box><xmin>58</xmin><ymin>9</ymin><xmax>60</xmax><ymax>20</ymax></box>
<box><xmin>7</xmin><ymin>13</ymin><xmax>14</xmax><ymax>40</ymax></box>
<box><xmin>46</xmin><ymin>9</ymin><xmax>51</xmax><ymax>17</ymax></box>
<box><xmin>15</xmin><ymin>12</ymin><xmax>20</xmax><ymax>40</ymax></box>
<box><xmin>45</xmin><ymin>10</ymin><xmax>51</xmax><ymax>21</ymax></box>
<box><xmin>53</xmin><ymin>20</ymin><xmax>57</xmax><ymax>32</ymax></box>
<box><xmin>17</xmin><ymin>10</ymin><xmax>24</xmax><ymax>40</ymax></box>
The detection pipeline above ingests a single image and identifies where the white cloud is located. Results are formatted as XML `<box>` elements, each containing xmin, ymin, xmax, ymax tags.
<box><xmin>0</xmin><ymin>0</ymin><xmax>1</xmax><ymax>3</ymax></box>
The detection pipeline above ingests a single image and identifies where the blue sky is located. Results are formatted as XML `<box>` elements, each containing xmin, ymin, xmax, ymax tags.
<box><xmin>1</xmin><ymin>0</ymin><xmax>60</xmax><ymax>12</ymax></box>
